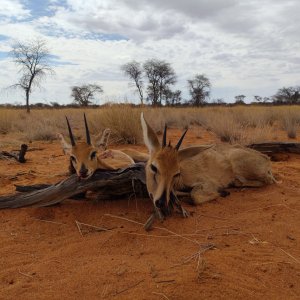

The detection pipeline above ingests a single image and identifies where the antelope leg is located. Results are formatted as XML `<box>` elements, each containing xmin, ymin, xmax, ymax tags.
<box><xmin>175</xmin><ymin>191</ymin><xmax>190</xmax><ymax>197</ymax></box>
<box><xmin>172</xmin><ymin>195</ymin><xmax>190</xmax><ymax>218</ymax></box>
<box><xmin>144</xmin><ymin>207</ymin><xmax>165</xmax><ymax>231</ymax></box>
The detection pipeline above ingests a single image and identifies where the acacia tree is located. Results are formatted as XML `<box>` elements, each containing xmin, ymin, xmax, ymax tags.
<box><xmin>272</xmin><ymin>86</ymin><xmax>300</xmax><ymax>104</ymax></box>
<box><xmin>234</xmin><ymin>95</ymin><xmax>246</xmax><ymax>104</ymax></box>
<box><xmin>121</xmin><ymin>61</ymin><xmax>144</xmax><ymax>105</ymax></box>
<box><xmin>11</xmin><ymin>39</ymin><xmax>54</xmax><ymax>113</ymax></box>
<box><xmin>187</xmin><ymin>74</ymin><xmax>211</xmax><ymax>106</ymax></box>
<box><xmin>143</xmin><ymin>59</ymin><xmax>176</xmax><ymax>106</ymax></box>
<box><xmin>71</xmin><ymin>84</ymin><xmax>103</xmax><ymax>106</ymax></box>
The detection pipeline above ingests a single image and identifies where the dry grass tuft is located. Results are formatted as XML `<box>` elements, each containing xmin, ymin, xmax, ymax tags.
<box><xmin>89</xmin><ymin>105</ymin><xmax>143</xmax><ymax>144</ymax></box>
<box><xmin>201</xmin><ymin>111</ymin><xmax>243</xmax><ymax>143</ymax></box>
<box><xmin>0</xmin><ymin>109</ymin><xmax>15</xmax><ymax>134</ymax></box>
<box><xmin>240</xmin><ymin>125</ymin><xmax>276</xmax><ymax>145</ymax></box>
<box><xmin>281</xmin><ymin>110</ymin><xmax>299</xmax><ymax>139</ymax></box>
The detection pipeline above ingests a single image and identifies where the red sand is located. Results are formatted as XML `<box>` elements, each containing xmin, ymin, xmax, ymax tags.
<box><xmin>0</xmin><ymin>128</ymin><xmax>300</xmax><ymax>299</ymax></box>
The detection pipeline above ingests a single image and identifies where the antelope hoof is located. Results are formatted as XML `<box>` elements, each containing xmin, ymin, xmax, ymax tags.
<box><xmin>181</xmin><ymin>206</ymin><xmax>190</xmax><ymax>218</ymax></box>
<box><xmin>144</xmin><ymin>213</ymin><xmax>156</xmax><ymax>231</ymax></box>
<box><xmin>218</xmin><ymin>189</ymin><xmax>230</xmax><ymax>197</ymax></box>
<box><xmin>156</xmin><ymin>208</ymin><xmax>165</xmax><ymax>221</ymax></box>
<box><xmin>144</xmin><ymin>208</ymin><xmax>166</xmax><ymax>231</ymax></box>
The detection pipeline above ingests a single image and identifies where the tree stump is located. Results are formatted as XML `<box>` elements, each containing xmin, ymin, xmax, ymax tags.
<box><xmin>0</xmin><ymin>144</ymin><xmax>28</xmax><ymax>163</ymax></box>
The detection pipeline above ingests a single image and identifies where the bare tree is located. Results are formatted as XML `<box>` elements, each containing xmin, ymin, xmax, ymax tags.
<box><xmin>121</xmin><ymin>61</ymin><xmax>144</xmax><ymax>105</ymax></box>
<box><xmin>144</xmin><ymin>59</ymin><xmax>176</xmax><ymax>106</ymax></box>
<box><xmin>10</xmin><ymin>39</ymin><xmax>54</xmax><ymax>113</ymax></box>
<box><xmin>187</xmin><ymin>74</ymin><xmax>211</xmax><ymax>106</ymax></box>
<box><xmin>71</xmin><ymin>84</ymin><xmax>103</xmax><ymax>106</ymax></box>
<box><xmin>272</xmin><ymin>86</ymin><xmax>300</xmax><ymax>104</ymax></box>
<box><xmin>254</xmin><ymin>95</ymin><xmax>263</xmax><ymax>102</ymax></box>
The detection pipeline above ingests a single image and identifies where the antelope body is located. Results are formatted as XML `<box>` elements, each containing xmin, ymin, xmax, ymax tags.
<box><xmin>141</xmin><ymin>113</ymin><xmax>275</xmax><ymax>213</ymax></box>
<box><xmin>59</xmin><ymin>114</ymin><xmax>148</xmax><ymax>179</ymax></box>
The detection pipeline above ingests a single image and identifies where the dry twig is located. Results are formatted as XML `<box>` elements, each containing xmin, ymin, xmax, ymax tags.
<box><xmin>75</xmin><ymin>220</ymin><xmax>83</xmax><ymax>236</ymax></box>
<box><xmin>104</xmin><ymin>213</ymin><xmax>200</xmax><ymax>245</ymax></box>
<box><xmin>75</xmin><ymin>220</ymin><xmax>112</xmax><ymax>236</ymax></box>
<box><xmin>32</xmin><ymin>218</ymin><xmax>64</xmax><ymax>225</ymax></box>
<box><xmin>152</xmin><ymin>291</ymin><xmax>170</xmax><ymax>299</ymax></box>
<box><xmin>113</xmin><ymin>279</ymin><xmax>144</xmax><ymax>297</ymax></box>
<box><xmin>18</xmin><ymin>269</ymin><xmax>34</xmax><ymax>278</ymax></box>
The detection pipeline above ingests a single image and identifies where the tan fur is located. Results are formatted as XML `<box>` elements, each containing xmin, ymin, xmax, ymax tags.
<box><xmin>98</xmin><ymin>149</ymin><xmax>135</xmax><ymax>169</ymax></box>
<box><xmin>58</xmin><ymin>128</ymin><xmax>145</xmax><ymax>179</ymax></box>
<box><xmin>119</xmin><ymin>148</ymin><xmax>149</xmax><ymax>163</ymax></box>
<box><xmin>141</xmin><ymin>113</ymin><xmax>275</xmax><ymax>206</ymax></box>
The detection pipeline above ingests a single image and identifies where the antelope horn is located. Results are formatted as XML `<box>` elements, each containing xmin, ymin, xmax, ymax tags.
<box><xmin>175</xmin><ymin>129</ymin><xmax>188</xmax><ymax>150</ymax></box>
<box><xmin>65</xmin><ymin>116</ymin><xmax>76</xmax><ymax>146</ymax></box>
<box><xmin>162</xmin><ymin>124</ymin><xmax>167</xmax><ymax>148</ymax></box>
<box><xmin>84</xmin><ymin>113</ymin><xmax>91</xmax><ymax>145</ymax></box>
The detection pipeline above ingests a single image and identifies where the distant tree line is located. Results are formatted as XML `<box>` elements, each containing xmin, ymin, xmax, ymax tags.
<box><xmin>7</xmin><ymin>38</ymin><xmax>300</xmax><ymax>111</ymax></box>
<box><xmin>121</xmin><ymin>59</ymin><xmax>210</xmax><ymax>106</ymax></box>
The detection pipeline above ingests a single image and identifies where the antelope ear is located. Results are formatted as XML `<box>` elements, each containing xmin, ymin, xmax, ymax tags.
<box><xmin>178</xmin><ymin>145</ymin><xmax>213</xmax><ymax>162</ymax></box>
<box><xmin>141</xmin><ymin>112</ymin><xmax>160</xmax><ymax>154</ymax></box>
<box><xmin>57</xmin><ymin>133</ymin><xmax>72</xmax><ymax>155</ymax></box>
<box><xmin>95</xmin><ymin>128</ymin><xmax>111</xmax><ymax>151</ymax></box>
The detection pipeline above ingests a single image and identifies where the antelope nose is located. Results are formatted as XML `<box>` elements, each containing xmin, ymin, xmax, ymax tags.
<box><xmin>155</xmin><ymin>199</ymin><xmax>164</xmax><ymax>209</ymax></box>
<box><xmin>155</xmin><ymin>191</ymin><xmax>167</xmax><ymax>209</ymax></box>
<box><xmin>79</xmin><ymin>164</ymin><xmax>88</xmax><ymax>177</ymax></box>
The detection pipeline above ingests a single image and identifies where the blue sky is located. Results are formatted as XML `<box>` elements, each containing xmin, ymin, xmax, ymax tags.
<box><xmin>0</xmin><ymin>0</ymin><xmax>300</xmax><ymax>105</ymax></box>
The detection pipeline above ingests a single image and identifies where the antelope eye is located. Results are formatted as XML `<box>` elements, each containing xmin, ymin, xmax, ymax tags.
<box><xmin>70</xmin><ymin>156</ymin><xmax>77</xmax><ymax>163</ymax></box>
<box><xmin>174</xmin><ymin>172</ymin><xmax>181</xmax><ymax>178</ymax></box>
<box><xmin>150</xmin><ymin>164</ymin><xmax>158</xmax><ymax>173</ymax></box>
<box><xmin>90</xmin><ymin>151</ymin><xmax>97</xmax><ymax>160</ymax></box>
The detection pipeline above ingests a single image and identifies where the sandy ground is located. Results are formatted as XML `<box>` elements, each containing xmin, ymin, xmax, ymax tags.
<box><xmin>0</xmin><ymin>127</ymin><xmax>300</xmax><ymax>300</ymax></box>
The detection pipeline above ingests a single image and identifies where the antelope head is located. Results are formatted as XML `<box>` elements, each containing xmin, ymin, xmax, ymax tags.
<box><xmin>58</xmin><ymin>114</ymin><xmax>112</xmax><ymax>179</ymax></box>
<box><xmin>141</xmin><ymin>113</ymin><xmax>210</xmax><ymax>215</ymax></box>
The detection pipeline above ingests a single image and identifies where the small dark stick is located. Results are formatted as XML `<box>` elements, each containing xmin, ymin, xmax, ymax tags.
<box><xmin>0</xmin><ymin>144</ymin><xmax>28</xmax><ymax>163</ymax></box>
<box><xmin>18</xmin><ymin>144</ymin><xmax>28</xmax><ymax>163</ymax></box>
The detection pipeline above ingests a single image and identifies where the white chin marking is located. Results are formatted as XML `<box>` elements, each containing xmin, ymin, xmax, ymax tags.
<box><xmin>78</xmin><ymin>173</ymin><xmax>93</xmax><ymax>180</ymax></box>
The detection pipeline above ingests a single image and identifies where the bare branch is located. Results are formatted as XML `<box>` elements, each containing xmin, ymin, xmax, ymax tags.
<box><xmin>121</xmin><ymin>61</ymin><xmax>144</xmax><ymax>105</ymax></box>
<box><xmin>10</xmin><ymin>38</ymin><xmax>54</xmax><ymax>113</ymax></box>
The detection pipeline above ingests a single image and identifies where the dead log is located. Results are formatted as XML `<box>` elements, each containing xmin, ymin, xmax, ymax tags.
<box><xmin>15</xmin><ymin>184</ymin><xmax>52</xmax><ymax>192</ymax></box>
<box><xmin>0</xmin><ymin>163</ymin><xmax>147</xmax><ymax>209</ymax></box>
<box><xmin>0</xmin><ymin>144</ymin><xmax>28</xmax><ymax>163</ymax></box>
<box><xmin>248</xmin><ymin>142</ymin><xmax>300</xmax><ymax>154</ymax></box>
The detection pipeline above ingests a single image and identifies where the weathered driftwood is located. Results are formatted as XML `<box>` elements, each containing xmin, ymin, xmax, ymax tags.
<box><xmin>0</xmin><ymin>163</ymin><xmax>147</xmax><ymax>209</ymax></box>
<box><xmin>0</xmin><ymin>144</ymin><xmax>28</xmax><ymax>163</ymax></box>
<box><xmin>15</xmin><ymin>184</ymin><xmax>53</xmax><ymax>192</ymax></box>
<box><xmin>248</xmin><ymin>142</ymin><xmax>300</xmax><ymax>154</ymax></box>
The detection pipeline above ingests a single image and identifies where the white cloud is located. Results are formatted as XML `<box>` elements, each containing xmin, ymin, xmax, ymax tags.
<box><xmin>0</xmin><ymin>0</ymin><xmax>300</xmax><ymax>104</ymax></box>
<box><xmin>0</xmin><ymin>0</ymin><xmax>30</xmax><ymax>20</ymax></box>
